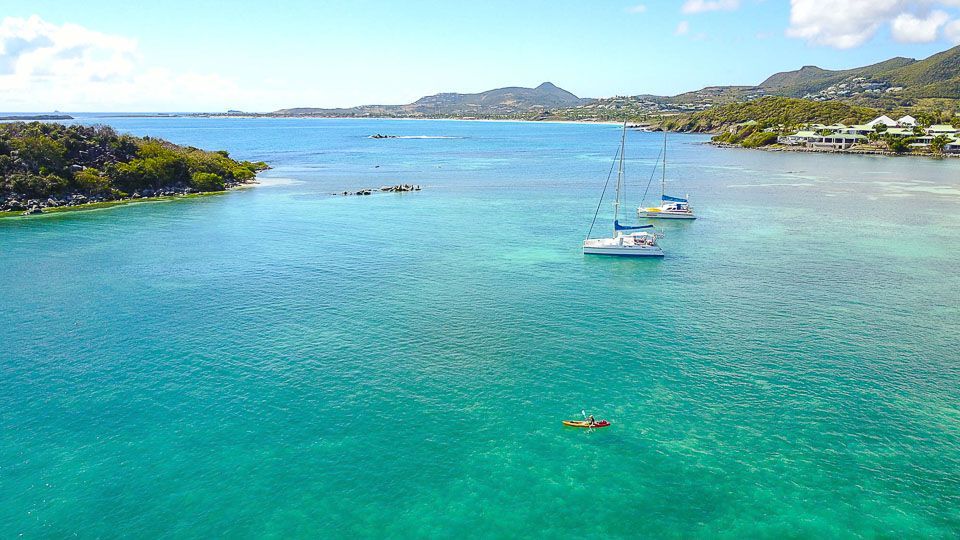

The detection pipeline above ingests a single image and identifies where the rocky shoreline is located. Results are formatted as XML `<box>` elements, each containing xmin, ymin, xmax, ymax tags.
<box><xmin>1</xmin><ymin>179</ymin><xmax>255</xmax><ymax>217</ymax></box>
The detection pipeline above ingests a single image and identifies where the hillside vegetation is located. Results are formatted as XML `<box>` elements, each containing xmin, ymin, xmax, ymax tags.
<box><xmin>1</xmin><ymin>122</ymin><xmax>267</xmax><ymax>212</ymax></box>
<box><xmin>665</xmin><ymin>96</ymin><xmax>881</xmax><ymax>133</ymax></box>
<box><xmin>759</xmin><ymin>57</ymin><xmax>916</xmax><ymax>97</ymax></box>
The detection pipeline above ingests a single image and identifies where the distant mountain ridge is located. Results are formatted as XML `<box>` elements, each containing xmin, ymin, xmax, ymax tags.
<box><xmin>758</xmin><ymin>57</ymin><xmax>917</xmax><ymax>96</ymax></box>
<box><xmin>261</xmin><ymin>45</ymin><xmax>960</xmax><ymax>121</ymax></box>
<box><xmin>272</xmin><ymin>82</ymin><xmax>589</xmax><ymax>117</ymax></box>
<box><xmin>732</xmin><ymin>45</ymin><xmax>960</xmax><ymax>104</ymax></box>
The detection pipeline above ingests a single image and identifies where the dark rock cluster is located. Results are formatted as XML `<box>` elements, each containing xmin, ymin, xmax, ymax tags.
<box><xmin>335</xmin><ymin>184</ymin><xmax>421</xmax><ymax>196</ymax></box>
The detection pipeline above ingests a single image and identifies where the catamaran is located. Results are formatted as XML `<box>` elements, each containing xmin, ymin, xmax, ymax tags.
<box><xmin>638</xmin><ymin>130</ymin><xmax>696</xmax><ymax>220</ymax></box>
<box><xmin>583</xmin><ymin>123</ymin><xmax>664</xmax><ymax>257</ymax></box>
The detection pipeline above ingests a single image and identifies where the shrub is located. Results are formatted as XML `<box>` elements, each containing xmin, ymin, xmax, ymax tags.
<box><xmin>190</xmin><ymin>172</ymin><xmax>225</xmax><ymax>191</ymax></box>
<box><xmin>13</xmin><ymin>135</ymin><xmax>67</xmax><ymax>175</ymax></box>
<box><xmin>73</xmin><ymin>168</ymin><xmax>111</xmax><ymax>194</ymax></box>
<box><xmin>741</xmin><ymin>132</ymin><xmax>779</xmax><ymax>148</ymax></box>
<box><xmin>2</xmin><ymin>172</ymin><xmax>69</xmax><ymax>198</ymax></box>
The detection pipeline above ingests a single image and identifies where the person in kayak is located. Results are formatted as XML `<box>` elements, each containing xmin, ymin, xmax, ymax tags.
<box><xmin>587</xmin><ymin>415</ymin><xmax>596</xmax><ymax>427</ymax></box>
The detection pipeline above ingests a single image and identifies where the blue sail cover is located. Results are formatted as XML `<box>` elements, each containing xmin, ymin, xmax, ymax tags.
<box><xmin>615</xmin><ymin>220</ymin><xmax>654</xmax><ymax>231</ymax></box>
<box><xmin>662</xmin><ymin>195</ymin><xmax>688</xmax><ymax>203</ymax></box>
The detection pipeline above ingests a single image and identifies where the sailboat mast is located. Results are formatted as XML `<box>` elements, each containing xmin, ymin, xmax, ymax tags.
<box><xmin>661</xmin><ymin>128</ymin><xmax>667</xmax><ymax>199</ymax></box>
<box><xmin>614</xmin><ymin>121</ymin><xmax>626</xmax><ymax>232</ymax></box>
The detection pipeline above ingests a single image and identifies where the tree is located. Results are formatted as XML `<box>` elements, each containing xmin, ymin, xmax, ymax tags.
<box><xmin>884</xmin><ymin>135</ymin><xmax>912</xmax><ymax>154</ymax></box>
<box><xmin>874</xmin><ymin>124</ymin><xmax>888</xmax><ymax>135</ymax></box>
<box><xmin>930</xmin><ymin>135</ymin><xmax>951</xmax><ymax>155</ymax></box>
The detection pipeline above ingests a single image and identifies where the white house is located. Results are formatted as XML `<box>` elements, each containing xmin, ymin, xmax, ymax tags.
<box><xmin>896</xmin><ymin>115</ymin><xmax>917</xmax><ymax>126</ymax></box>
<box><xmin>866</xmin><ymin>115</ymin><xmax>897</xmax><ymax>128</ymax></box>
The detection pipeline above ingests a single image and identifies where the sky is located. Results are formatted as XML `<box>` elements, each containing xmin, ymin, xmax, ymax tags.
<box><xmin>2</xmin><ymin>0</ymin><xmax>960</xmax><ymax>112</ymax></box>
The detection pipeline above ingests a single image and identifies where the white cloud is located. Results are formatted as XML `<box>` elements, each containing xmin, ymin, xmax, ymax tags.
<box><xmin>0</xmin><ymin>15</ymin><xmax>138</xmax><ymax>80</ymax></box>
<box><xmin>786</xmin><ymin>0</ymin><xmax>960</xmax><ymax>48</ymax></box>
<box><xmin>681</xmin><ymin>0</ymin><xmax>740</xmax><ymax>14</ymax></box>
<box><xmin>946</xmin><ymin>19</ymin><xmax>960</xmax><ymax>43</ymax></box>
<box><xmin>0</xmin><ymin>15</ymin><xmax>252</xmax><ymax>111</ymax></box>
<box><xmin>891</xmin><ymin>10</ymin><xmax>950</xmax><ymax>42</ymax></box>
<box><xmin>675</xmin><ymin>20</ymin><xmax>690</xmax><ymax>35</ymax></box>
<box><xmin>626</xmin><ymin>4</ymin><xmax>647</xmax><ymax>13</ymax></box>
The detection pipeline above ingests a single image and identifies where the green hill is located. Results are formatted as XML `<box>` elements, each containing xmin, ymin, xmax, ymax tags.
<box><xmin>272</xmin><ymin>82</ymin><xmax>589</xmax><ymax>117</ymax></box>
<box><xmin>755</xmin><ymin>46</ymin><xmax>960</xmax><ymax>106</ymax></box>
<box><xmin>668</xmin><ymin>96</ymin><xmax>880</xmax><ymax>133</ymax></box>
<box><xmin>759</xmin><ymin>57</ymin><xmax>917</xmax><ymax>97</ymax></box>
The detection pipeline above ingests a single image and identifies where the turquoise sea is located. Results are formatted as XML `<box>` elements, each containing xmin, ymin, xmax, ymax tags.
<box><xmin>2</xmin><ymin>117</ymin><xmax>960</xmax><ymax>538</ymax></box>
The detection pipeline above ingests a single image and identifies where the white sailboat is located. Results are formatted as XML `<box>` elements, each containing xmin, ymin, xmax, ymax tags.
<box><xmin>583</xmin><ymin>123</ymin><xmax>664</xmax><ymax>257</ymax></box>
<box><xmin>638</xmin><ymin>130</ymin><xmax>696</xmax><ymax>220</ymax></box>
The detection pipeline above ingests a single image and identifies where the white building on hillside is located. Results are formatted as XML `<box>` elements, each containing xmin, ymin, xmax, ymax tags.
<box><xmin>866</xmin><ymin>115</ymin><xmax>897</xmax><ymax>128</ymax></box>
<box><xmin>897</xmin><ymin>115</ymin><xmax>917</xmax><ymax>126</ymax></box>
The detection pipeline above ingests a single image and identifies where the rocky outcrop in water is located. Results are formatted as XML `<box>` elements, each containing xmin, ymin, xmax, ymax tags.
<box><xmin>335</xmin><ymin>184</ymin><xmax>421</xmax><ymax>196</ymax></box>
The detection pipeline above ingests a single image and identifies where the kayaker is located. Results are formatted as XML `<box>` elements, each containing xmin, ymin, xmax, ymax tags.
<box><xmin>587</xmin><ymin>415</ymin><xmax>596</xmax><ymax>427</ymax></box>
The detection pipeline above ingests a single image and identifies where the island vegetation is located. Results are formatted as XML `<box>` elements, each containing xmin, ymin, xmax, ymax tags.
<box><xmin>0</xmin><ymin>122</ymin><xmax>268</xmax><ymax>216</ymax></box>
<box><xmin>663</xmin><ymin>96</ymin><xmax>881</xmax><ymax>133</ymax></box>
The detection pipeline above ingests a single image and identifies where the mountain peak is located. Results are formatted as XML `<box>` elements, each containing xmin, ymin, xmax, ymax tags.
<box><xmin>536</xmin><ymin>82</ymin><xmax>559</xmax><ymax>90</ymax></box>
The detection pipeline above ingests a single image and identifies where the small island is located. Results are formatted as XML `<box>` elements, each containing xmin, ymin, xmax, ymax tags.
<box><xmin>1</xmin><ymin>122</ymin><xmax>268</xmax><ymax>217</ymax></box>
<box><xmin>0</xmin><ymin>114</ymin><xmax>74</xmax><ymax>121</ymax></box>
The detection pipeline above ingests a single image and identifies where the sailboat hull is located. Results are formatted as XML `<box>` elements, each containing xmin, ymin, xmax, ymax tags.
<box><xmin>583</xmin><ymin>239</ymin><xmax>664</xmax><ymax>257</ymax></box>
<box><xmin>583</xmin><ymin>246</ymin><xmax>664</xmax><ymax>257</ymax></box>
<box><xmin>638</xmin><ymin>210</ymin><xmax>696</xmax><ymax>220</ymax></box>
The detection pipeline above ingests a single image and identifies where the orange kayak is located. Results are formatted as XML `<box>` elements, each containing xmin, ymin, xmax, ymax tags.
<box><xmin>563</xmin><ymin>420</ymin><xmax>610</xmax><ymax>428</ymax></box>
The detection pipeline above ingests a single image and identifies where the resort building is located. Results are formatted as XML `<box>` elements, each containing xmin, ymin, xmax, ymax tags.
<box><xmin>776</xmin><ymin>115</ymin><xmax>959</xmax><ymax>150</ymax></box>
<box><xmin>777</xmin><ymin>130</ymin><xmax>820</xmax><ymax>145</ymax></box>
<box><xmin>928</xmin><ymin>124</ymin><xmax>958</xmax><ymax>134</ymax></box>
<box><xmin>844</xmin><ymin>124</ymin><xmax>876</xmax><ymax>136</ymax></box>
<box><xmin>945</xmin><ymin>138</ymin><xmax>960</xmax><ymax>154</ymax></box>
<box><xmin>806</xmin><ymin>133</ymin><xmax>867</xmax><ymax>150</ymax></box>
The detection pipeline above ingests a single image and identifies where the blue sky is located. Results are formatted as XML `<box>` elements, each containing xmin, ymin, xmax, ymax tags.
<box><xmin>2</xmin><ymin>0</ymin><xmax>960</xmax><ymax>111</ymax></box>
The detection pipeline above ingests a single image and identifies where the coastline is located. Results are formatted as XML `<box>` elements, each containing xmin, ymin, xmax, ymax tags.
<box><xmin>710</xmin><ymin>142</ymin><xmax>960</xmax><ymax>159</ymax></box>
<box><xmin>184</xmin><ymin>114</ymin><xmax>630</xmax><ymax>127</ymax></box>
<box><xmin>0</xmin><ymin>180</ymin><xmax>260</xmax><ymax>220</ymax></box>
